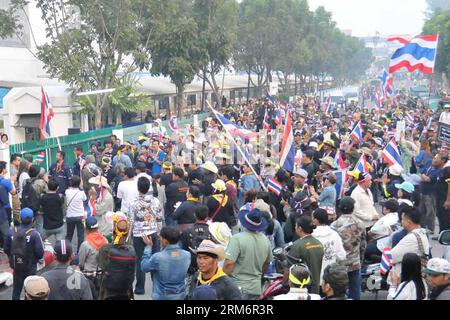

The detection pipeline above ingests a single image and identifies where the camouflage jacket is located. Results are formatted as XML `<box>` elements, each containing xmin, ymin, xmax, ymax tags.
<box><xmin>331</xmin><ymin>214</ymin><xmax>366</xmax><ymax>272</ymax></box>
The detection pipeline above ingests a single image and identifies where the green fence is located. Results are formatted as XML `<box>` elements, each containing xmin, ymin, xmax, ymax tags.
<box><xmin>10</xmin><ymin>112</ymin><xmax>210</xmax><ymax>172</ymax></box>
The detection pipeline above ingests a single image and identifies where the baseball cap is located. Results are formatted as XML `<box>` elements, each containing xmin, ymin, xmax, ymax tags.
<box><xmin>380</xmin><ymin>198</ymin><xmax>399</xmax><ymax>212</ymax></box>
<box><xmin>85</xmin><ymin>216</ymin><xmax>99</xmax><ymax>230</ymax></box>
<box><xmin>24</xmin><ymin>276</ymin><xmax>50</xmax><ymax>299</ymax></box>
<box><xmin>54</xmin><ymin>240</ymin><xmax>73</xmax><ymax>261</ymax></box>
<box><xmin>422</xmin><ymin>258</ymin><xmax>450</xmax><ymax>275</ymax></box>
<box><xmin>20</xmin><ymin>208</ymin><xmax>34</xmax><ymax>221</ymax></box>
<box><xmin>395</xmin><ymin>181</ymin><xmax>415</xmax><ymax>194</ymax></box>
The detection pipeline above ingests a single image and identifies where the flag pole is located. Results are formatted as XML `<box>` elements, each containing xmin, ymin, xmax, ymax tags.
<box><xmin>205</xmin><ymin>101</ymin><xmax>268</xmax><ymax>192</ymax></box>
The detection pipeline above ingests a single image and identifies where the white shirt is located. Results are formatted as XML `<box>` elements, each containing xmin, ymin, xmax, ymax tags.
<box><xmin>117</xmin><ymin>179</ymin><xmax>139</xmax><ymax>214</ymax></box>
<box><xmin>387</xmin><ymin>279</ymin><xmax>428</xmax><ymax>300</ymax></box>
<box><xmin>370</xmin><ymin>212</ymin><xmax>399</xmax><ymax>251</ymax></box>
<box><xmin>273</xmin><ymin>288</ymin><xmax>321</xmax><ymax>300</ymax></box>
<box><xmin>351</xmin><ymin>185</ymin><xmax>379</xmax><ymax>228</ymax></box>
<box><xmin>312</xmin><ymin>225</ymin><xmax>346</xmax><ymax>283</ymax></box>
<box><xmin>18</xmin><ymin>172</ymin><xmax>30</xmax><ymax>199</ymax></box>
<box><xmin>65</xmin><ymin>188</ymin><xmax>87</xmax><ymax>218</ymax></box>
<box><xmin>389</xmin><ymin>228</ymin><xmax>430</xmax><ymax>280</ymax></box>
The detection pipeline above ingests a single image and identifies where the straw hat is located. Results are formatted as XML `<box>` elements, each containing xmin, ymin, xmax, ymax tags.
<box><xmin>202</xmin><ymin>161</ymin><xmax>219</xmax><ymax>174</ymax></box>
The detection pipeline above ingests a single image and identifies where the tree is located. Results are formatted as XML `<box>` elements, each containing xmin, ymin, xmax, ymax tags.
<box><xmin>427</xmin><ymin>0</ymin><xmax>450</xmax><ymax>16</ymax></box>
<box><xmin>193</xmin><ymin>0</ymin><xmax>238</xmax><ymax>107</ymax></box>
<box><xmin>423</xmin><ymin>9</ymin><xmax>450</xmax><ymax>89</ymax></box>
<box><xmin>234</xmin><ymin>0</ymin><xmax>283</xmax><ymax>97</ymax></box>
<box><xmin>147</xmin><ymin>0</ymin><xmax>204</xmax><ymax>118</ymax></box>
<box><xmin>4</xmin><ymin>0</ymin><xmax>151</xmax><ymax>129</ymax></box>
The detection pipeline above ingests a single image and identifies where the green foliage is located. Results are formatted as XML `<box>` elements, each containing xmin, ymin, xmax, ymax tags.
<box><xmin>423</xmin><ymin>9</ymin><xmax>450</xmax><ymax>76</ymax></box>
<box><xmin>234</xmin><ymin>0</ymin><xmax>372</xmax><ymax>93</ymax></box>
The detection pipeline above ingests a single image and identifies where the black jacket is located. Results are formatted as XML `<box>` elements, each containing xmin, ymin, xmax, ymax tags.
<box><xmin>165</xmin><ymin>180</ymin><xmax>189</xmax><ymax>215</ymax></box>
<box><xmin>173</xmin><ymin>200</ymin><xmax>201</xmax><ymax>224</ymax></box>
<box><xmin>189</xmin><ymin>273</ymin><xmax>242</xmax><ymax>300</ymax></box>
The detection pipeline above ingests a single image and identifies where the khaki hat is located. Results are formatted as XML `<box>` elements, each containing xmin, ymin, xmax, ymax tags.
<box><xmin>253</xmin><ymin>199</ymin><xmax>271</xmax><ymax>216</ymax></box>
<box><xmin>191</xmin><ymin>240</ymin><xmax>225</xmax><ymax>261</ymax></box>
<box><xmin>24</xmin><ymin>276</ymin><xmax>50</xmax><ymax>299</ymax></box>
<box><xmin>88</xmin><ymin>175</ymin><xmax>110</xmax><ymax>189</ymax></box>
<box><xmin>202</xmin><ymin>161</ymin><xmax>219</xmax><ymax>174</ymax></box>
<box><xmin>208</xmin><ymin>222</ymin><xmax>232</xmax><ymax>246</ymax></box>
<box><xmin>321</xmin><ymin>156</ymin><xmax>336</xmax><ymax>169</ymax></box>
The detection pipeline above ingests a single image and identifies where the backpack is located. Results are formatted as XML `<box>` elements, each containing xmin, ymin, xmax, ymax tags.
<box><xmin>9</xmin><ymin>227</ymin><xmax>34</xmax><ymax>272</ymax></box>
<box><xmin>21</xmin><ymin>179</ymin><xmax>40</xmax><ymax>212</ymax></box>
<box><xmin>103</xmin><ymin>245</ymin><xmax>136</xmax><ymax>291</ymax></box>
<box><xmin>186</xmin><ymin>225</ymin><xmax>213</xmax><ymax>274</ymax></box>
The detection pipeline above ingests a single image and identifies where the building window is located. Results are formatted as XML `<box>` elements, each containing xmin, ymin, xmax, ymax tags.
<box><xmin>188</xmin><ymin>94</ymin><xmax>196</xmax><ymax>106</ymax></box>
<box><xmin>72</xmin><ymin>112</ymin><xmax>81</xmax><ymax>128</ymax></box>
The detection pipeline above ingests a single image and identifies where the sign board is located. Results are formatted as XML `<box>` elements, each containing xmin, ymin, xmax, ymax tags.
<box><xmin>438</xmin><ymin>122</ymin><xmax>450</xmax><ymax>145</ymax></box>
<box><xmin>112</xmin><ymin>129</ymin><xmax>124</xmax><ymax>145</ymax></box>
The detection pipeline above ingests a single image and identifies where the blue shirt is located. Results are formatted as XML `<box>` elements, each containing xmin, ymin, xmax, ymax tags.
<box><xmin>415</xmin><ymin>151</ymin><xmax>432</xmax><ymax>174</ymax></box>
<box><xmin>112</xmin><ymin>153</ymin><xmax>133</xmax><ymax>169</ymax></box>
<box><xmin>0</xmin><ymin>177</ymin><xmax>13</xmax><ymax>208</ymax></box>
<box><xmin>318</xmin><ymin>185</ymin><xmax>336</xmax><ymax>208</ymax></box>
<box><xmin>151</xmin><ymin>150</ymin><xmax>166</xmax><ymax>175</ymax></box>
<box><xmin>421</xmin><ymin>166</ymin><xmax>442</xmax><ymax>196</ymax></box>
<box><xmin>141</xmin><ymin>244</ymin><xmax>191</xmax><ymax>300</ymax></box>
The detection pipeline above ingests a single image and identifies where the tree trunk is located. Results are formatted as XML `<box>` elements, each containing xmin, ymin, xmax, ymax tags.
<box><xmin>95</xmin><ymin>105</ymin><xmax>102</xmax><ymax>129</ymax></box>
<box><xmin>294</xmin><ymin>72</ymin><xmax>298</xmax><ymax>96</ymax></box>
<box><xmin>176</xmin><ymin>83</ymin><xmax>185</xmax><ymax>118</ymax></box>
<box><xmin>107</xmin><ymin>106</ymin><xmax>113</xmax><ymax>125</ymax></box>
<box><xmin>116</xmin><ymin>109</ymin><xmax>122</xmax><ymax>125</ymax></box>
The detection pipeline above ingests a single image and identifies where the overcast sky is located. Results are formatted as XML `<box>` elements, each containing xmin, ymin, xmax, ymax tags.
<box><xmin>308</xmin><ymin>0</ymin><xmax>428</xmax><ymax>37</ymax></box>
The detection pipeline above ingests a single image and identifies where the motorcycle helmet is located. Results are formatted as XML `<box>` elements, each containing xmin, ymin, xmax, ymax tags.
<box><xmin>289</xmin><ymin>263</ymin><xmax>312</xmax><ymax>288</ymax></box>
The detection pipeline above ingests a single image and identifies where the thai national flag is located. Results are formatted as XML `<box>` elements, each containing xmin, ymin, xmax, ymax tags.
<box><xmin>389</xmin><ymin>35</ymin><xmax>439</xmax><ymax>75</ymax></box>
<box><xmin>279</xmin><ymin>110</ymin><xmax>295</xmax><ymax>172</ymax></box>
<box><xmin>380</xmin><ymin>247</ymin><xmax>393</xmax><ymax>275</ymax></box>
<box><xmin>381</xmin><ymin>138</ymin><xmax>403</xmax><ymax>167</ymax></box>
<box><xmin>405</xmin><ymin>112</ymin><xmax>414</xmax><ymax>126</ymax></box>
<box><xmin>274</xmin><ymin>110</ymin><xmax>281</xmax><ymax>126</ymax></box>
<box><xmin>333</xmin><ymin>170</ymin><xmax>348</xmax><ymax>201</ymax></box>
<box><xmin>35</xmin><ymin>152</ymin><xmax>45</xmax><ymax>164</ymax></box>
<box><xmin>263</xmin><ymin>109</ymin><xmax>271</xmax><ymax>131</ymax></box>
<box><xmin>267</xmin><ymin>94</ymin><xmax>276</xmax><ymax>105</ymax></box>
<box><xmin>267</xmin><ymin>178</ymin><xmax>282</xmax><ymax>196</ymax></box>
<box><xmin>375</xmin><ymin>92</ymin><xmax>383</xmax><ymax>109</ymax></box>
<box><xmin>387</xmin><ymin>36</ymin><xmax>411</xmax><ymax>45</ymax></box>
<box><xmin>324</xmin><ymin>95</ymin><xmax>332</xmax><ymax>114</ymax></box>
<box><xmin>169</xmin><ymin>114</ymin><xmax>178</xmax><ymax>132</ymax></box>
<box><xmin>85</xmin><ymin>198</ymin><xmax>97</xmax><ymax>218</ymax></box>
<box><xmin>355</xmin><ymin>154</ymin><xmax>370</xmax><ymax>173</ymax></box>
<box><xmin>378</xmin><ymin>70</ymin><xmax>393</xmax><ymax>96</ymax></box>
<box><xmin>351</xmin><ymin>121</ymin><xmax>363</xmax><ymax>145</ymax></box>
<box><xmin>39</xmin><ymin>86</ymin><xmax>54</xmax><ymax>140</ymax></box>
<box><xmin>215</xmin><ymin>110</ymin><xmax>258</xmax><ymax>140</ymax></box>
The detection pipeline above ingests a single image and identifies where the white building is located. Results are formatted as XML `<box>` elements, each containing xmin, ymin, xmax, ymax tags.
<box><xmin>2</xmin><ymin>86</ymin><xmax>88</xmax><ymax>143</ymax></box>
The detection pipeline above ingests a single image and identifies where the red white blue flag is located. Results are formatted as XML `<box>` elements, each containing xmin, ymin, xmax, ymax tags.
<box><xmin>335</xmin><ymin>152</ymin><xmax>347</xmax><ymax>170</ymax></box>
<box><xmin>39</xmin><ymin>86</ymin><xmax>54</xmax><ymax>140</ymax></box>
<box><xmin>355</xmin><ymin>153</ymin><xmax>370</xmax><ymax>173</ymax></box>
<box><xmin>380</xmin><ymin>247</ymin><xmax>393</xmax><ymax>275</ymax></box>
<box><xmin>381</xmin><ymin>138</ymin><xmax>403</xmax><ymax>167</ymax></box>
<box><xmin>378</xmin><ymin>70</ymin><xmax>394</xmax><ymax>96</ymax></box>
<box><xmin>215</xmin><ymin>110</ymin><xmax>258</xmax><ymax>141</ymax></box>
<box><xmin>389</xmin><ymin>35</ymin><xmax>439</xmax><ymax>75</ymax></box>
<box><xmin>351</xmin><ymin>121</ymin><xmax>363</xmax><ymax>145</ymax></box>
<box><xmin>333</xmin><ymin>170</ymin><xmax>348</xmax><ymax>201</ymax></box>
<box><xmin>35</xmin><ymin>152</ymin><xmax>45</xmax><ymax>164</ymax></box>
<box><xmin>267</xmin><ymin>178</ymin><xmax>282</xmax><ymax>196</ymax></box>
<box><xmin>85</xmin><ymin>198</ymin><xmax>97</xmax><ymax>217</ymax></box>
<box><xmin>279</xmin><ymin>110</ymin><xmax>295</xmax><ymax>172</ymax></box>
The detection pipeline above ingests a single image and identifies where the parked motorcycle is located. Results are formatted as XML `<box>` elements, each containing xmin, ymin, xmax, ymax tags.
<box><xmin>261</xmin><ymin>242</ymin><xmax>303</xmax><ymax>300</ymax></box>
